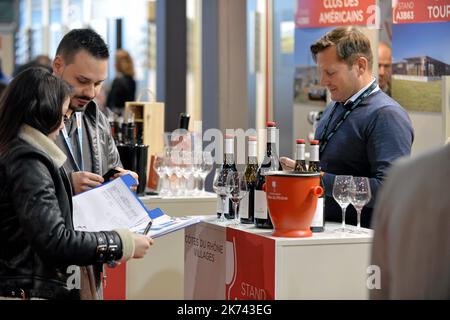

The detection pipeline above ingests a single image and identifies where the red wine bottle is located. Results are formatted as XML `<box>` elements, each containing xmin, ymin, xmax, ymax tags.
<box><xmin>240</xmin><ymin>136</ymin><xmax>258</xmax><ymax>224</ymax></box>
<box><xmin>294</xmin><ymin>139</ymin><xmax>307</xmax><ymax>172</ymax></box>
<box><xmin>254</xmin><ymin>122</ymin><xmax>282</xmax><ymax>229</ymax></box>
<box><xmin>216</xmin><ymin>134</ymin><xmax>237</xmax><ymax>219</ymax></box>
<box><xmin>309</xmin><ymin>140</ymin><xmax>324</xmax><ymax>232</ymax></box>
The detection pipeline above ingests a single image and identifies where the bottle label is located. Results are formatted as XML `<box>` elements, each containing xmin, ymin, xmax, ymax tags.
<box><xmin>216</xmin><ymin>195</ymin><xmax>230</xmax><ymax>214</ymax></box>
<box><xmin>254</xmin><ymin>190</ymin><xmax>268</xmax><ymax>219</ymax></box>
<box><xmin>248</xmin><ymin>141</ymin><xmax>257</xmax><ymax>157</ymax></box>
<box><xmin>295</xmin><ymin>144</ymin><xmax>305</xmax><ymax>161</ymax></box>
<box><xmin>268</xmin><ymin>128</ymin><xmax>276</xmax><ymax>144</ymax></box>
<box><xmin>310</xmin><ymin>198</ymin><xmax>324</xmax><ymax>227</ymax></box>
<box><xmin>225</xmin><ymin>138</ymin><xmax>234</xmax><ymax>155</ymax></box>
<box><xmin>310</xmin><ymin>145</ymin><xmax>319</xmax><ymax>162</ymax></box>
<box><xmin>239</xmin><ymin>194</ymin><xmax>249</xmax><ymax>218</ymax></box>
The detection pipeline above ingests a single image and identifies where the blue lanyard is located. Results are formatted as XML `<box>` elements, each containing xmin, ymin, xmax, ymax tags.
<box><xmin>62</xmin><ymin>112</ymin><xmax>84</xmax><ymax>171</ymax></box>
<box><xmin>319</xmin><ymin>81</ymin><xmax>378</xmax><ymax>155</ymax></box>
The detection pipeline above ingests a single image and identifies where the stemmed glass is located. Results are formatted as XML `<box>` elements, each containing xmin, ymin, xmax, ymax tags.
<box><xmin>332</xmin><ymin>175</ymin><xmax>353</xmax><ymax>233</ymax></box>
<box><xmin>153</xmin><ymin>154</ymin><xmax>168</xmax><ymax>196</ymax></box>
<box><xmin>171</xmin><ymin>149</ymin><xmax>184</xmax><ymax>196</ymax></box>
<box><xmin>181</xmin><ymin>151</ymin><xmax>194</xmax><ymax>195</ymax></box>
<box><xmin>197</xmin><ymin>151</ymin><xmax>214</xmax><ymax>194</ymax></box>
<box><xmin>213</xmin><ymin>168</ymin><xmax>228</xmax><ymax>223</ymax></box>
<box><xmin>349</xmin><ymin>176</ymin><xmax>371</xmax><ymax>234</ymax></box>
<box><xmin>225</xmin><ymin>171</ymin><xmax>248</xmax><ymax>227</ymax></box>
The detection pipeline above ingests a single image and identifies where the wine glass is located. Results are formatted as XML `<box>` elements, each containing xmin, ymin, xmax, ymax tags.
<box><xmin>349</xmin><ymin>176</ymin><xmax>371</xmax><ymax>234</ymax></box>
<box><xmin>198</xmin><ymin>151</ymin><xmax>214</xmax><ymax>194</ymax></box>
<box><xmin>171</xmin><ymin>149</ymin><xmax>184</xmax><ymax>196</ymax></box>
<box><xmin>153</xmin><ymin>154</ymin><xmax>168</xmax><ymax>196</ymax></box>
<box><xmin>213</xmin><ymin>168</ymin><xmax>228</xmax><ymax>223</ymax></box>
<box><xmin>332</xmin><ymin>175</ymin><xmax>353</xmax><ymax>233</ymax></box>
<box><xmin>181</xmin><ymin>151</ymin><xmax>194</xmax><ymax>195</ymax></box>
<box><xmin>225</xmin><ymin>171</ymin><xmax>248</xmax><ymax>227</ymax></box>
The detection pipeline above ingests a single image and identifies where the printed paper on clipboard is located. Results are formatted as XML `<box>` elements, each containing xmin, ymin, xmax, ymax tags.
<box><xmin>141</xmin><ymin>208</ymin><xmax>205</xmax><ymax>239</ymax></box>
<box><xmin>72</xmin><ymin>173</ymin><xmax>203</xmax><ymax>237</ymax></box>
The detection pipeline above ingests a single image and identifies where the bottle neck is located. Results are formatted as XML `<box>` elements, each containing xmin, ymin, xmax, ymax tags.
<box><xmin>295</xmin><ymin>144</ymin><xmax>306</xmax><ymax>161</ymax></box>
<box><xmin>224</xmin><ymin>138</ymin><xmax>235</xmax><ymax>166</ymax></box>
<box><xmin>247</xmin><ymin>156</ymin><xmax>258</xmax><ymax>165</ymax></box>
<box><xmin>310</xmin><ymin>145</ymin><xmax>319</xmax><ymax>162</ymax></box>
<box><xmin>127</xmin><ymin>122</ymin><xmax>136</xmax><ymax>145</ymax></box>
<box><xmin>266</xmin><ymin>128</ymin><xmax>277</xmax><ymax>155</ymax></box>
<box><xmin>248</xmin><ymin>141</ymin><xmax>257</xmax><ymax>164</ymax></box>
<box><xmin>267</xmin><ymin>127</ymin><xmax>277</xmax><ymax>144</ymax></box>
<box><xmin>224</xmin><ymin>153</ymin><xmax>235</xmax><ymax>165</ymax></box>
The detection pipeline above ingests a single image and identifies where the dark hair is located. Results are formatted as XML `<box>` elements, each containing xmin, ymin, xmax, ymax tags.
<box><xmin>0</xmin><ymin>82</ymin><xmax>7</xmax><ymax>98</ymax></box>
<box><xmin>310</xmin><ymin>27</ymin><xmax>373</xmax><ymax>70</ymax></box>
<box><xmin>56</xmin><ymin>28</ymin><xmax>109</xmax><ymax>64</ymax></box>
<box><xmin>0</xmin><ymin>67</ymin><xmax>72</xmax><ymax>153</ymax></box>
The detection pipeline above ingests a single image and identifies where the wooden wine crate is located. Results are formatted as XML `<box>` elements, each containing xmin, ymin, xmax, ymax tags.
<box><xmin>124</xmin><ymin>101</ymin><xmax>165</xmax><ymax>157</ymax></box>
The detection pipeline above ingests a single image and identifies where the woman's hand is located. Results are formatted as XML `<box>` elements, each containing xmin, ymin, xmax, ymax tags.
<box><xmin>132</xmin><ymin>234</ymin><xmax>154</xmax><ymax>258</ymax></box>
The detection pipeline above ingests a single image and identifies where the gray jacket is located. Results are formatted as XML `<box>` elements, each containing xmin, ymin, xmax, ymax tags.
<box><xmin>57</xmin><ymin>100</ymin><xmax>122</xmax><ymax>179</ymax></box>
<box><xmin>55</xmin><ymin>101</ymin><xmax>123</xmax><ymax>299</ymax></box>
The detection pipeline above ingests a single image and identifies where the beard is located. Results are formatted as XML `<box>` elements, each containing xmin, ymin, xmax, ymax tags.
<box><xmin>69</xmin><ymin>95</ymin><xmax>93</xmax><ymax>112</ymax></box>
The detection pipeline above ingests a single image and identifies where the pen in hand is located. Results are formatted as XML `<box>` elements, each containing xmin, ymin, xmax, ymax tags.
<box><xmin>143</xmin><ymin>219</ymin><xmax>153</xmax><ymax>236</ymax></box>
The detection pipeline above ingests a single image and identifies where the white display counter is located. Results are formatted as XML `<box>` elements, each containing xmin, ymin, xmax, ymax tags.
<box><xmin>103</xmin><ymin>193</ymin><xmax>217</xmax><ymax>300</ymax></box>
<box><xmin>184</xmin><ymin>218</ymin><xmax>373</xmax><ymax>300</ymax></box>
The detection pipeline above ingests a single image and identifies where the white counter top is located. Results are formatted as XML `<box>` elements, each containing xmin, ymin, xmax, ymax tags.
<box><xmin>201</xmin><ymin>216</ymin><xmax>373</xmax><ymax>246</ymax></box>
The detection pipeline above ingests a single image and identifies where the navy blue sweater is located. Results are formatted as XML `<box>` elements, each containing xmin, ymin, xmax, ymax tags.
<box><xmin>315</xmin><ymin>90</ymin><xmax>414</xmax><ymax>228</ymax></box>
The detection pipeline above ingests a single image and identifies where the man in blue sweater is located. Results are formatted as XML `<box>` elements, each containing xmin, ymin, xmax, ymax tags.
<box><xmin>281</xmin><ymin>27</ymin><xmax>414</xmax><ymax>228</ymax></box>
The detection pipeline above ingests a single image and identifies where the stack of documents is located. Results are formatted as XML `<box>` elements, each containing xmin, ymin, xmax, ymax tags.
<box><xmin>72</xmin><ymin>174</ymin><xmax>203</xmax><ymax>238</ymax></box>
<box><xmin>139</xmin><ymin>207</ymin><xmax>204</xmax><ymax>239</ymax></box>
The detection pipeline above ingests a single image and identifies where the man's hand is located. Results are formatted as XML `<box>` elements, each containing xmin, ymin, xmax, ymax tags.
<box><xmin>280</xmin><ymin>157</ymin><xmax>326</xmax><ymax>177</ymax></box>
<box><xmin>280</xmin><ymin>157</ymin><xmax>295</xmax><ymax>171</ymax></box>
<box><xmin>112</xmin><ymin>167</ymin><xmax>140</xmax><ymax>192</ymax></box>
<box><xmin>71</xmin><ymin>171</ymin><xmax>104</xmax><ymax>194</ymax></box>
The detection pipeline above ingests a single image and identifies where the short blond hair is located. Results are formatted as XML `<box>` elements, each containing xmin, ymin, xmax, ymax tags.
<box><xmin>310</xmin><ymin>27</ymin><xmax>373</xmax><ymax>70</ymax></box>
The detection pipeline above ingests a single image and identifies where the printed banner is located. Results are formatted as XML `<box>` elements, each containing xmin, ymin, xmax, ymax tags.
<box><xmin>393</xmin><ymin>0</ymin><xmax>450</xmax><ymax>24</ymax></box>
<box><xmin>225</xmin><ymin>228</ymin><xmax>275</xmax><ymax>300</ymax></box>
<box><xmin>184</xmin><ymin>224</ymin><xmax>227</xmax><ymax>299</ymax></box>
<box><xmin>296</xmin><ymin>0</ymin><xmax>378</xmax><ymax>28</ymax></box>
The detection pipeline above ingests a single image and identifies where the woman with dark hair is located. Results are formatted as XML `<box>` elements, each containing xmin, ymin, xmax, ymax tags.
<box><xmin>0</xmin><ymin>67</ymin><xmax>153</xmax><ymax>300</ymax></box>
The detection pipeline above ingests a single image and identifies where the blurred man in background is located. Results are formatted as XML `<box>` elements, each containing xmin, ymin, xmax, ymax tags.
<box><xmin>378</xmin><ymin>42</ymin><xmax>392</xmax><ymax>96</ymax></box>
<box><xmin>371</xmin><ymin>143</ymin><xmax>450</xmax><ymax>299</ymax></box>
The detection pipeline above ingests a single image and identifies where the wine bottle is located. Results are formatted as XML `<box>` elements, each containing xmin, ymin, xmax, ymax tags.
<box><xmin>254</xmin><ymin>122</ymin><xmax>282</xmax><ymax>229</ymax></box>
<box><xmin>240</xmin><ymin>136</ymin><xmax>258</xmax><ymax>224</ymax></box>
<box><xmin>294</xmin><ymin>139</ymin><xmax>307</xmax><ymax>172</ymax></box>
<box><xmin>216</xmin><ymin>134</ymin><xmax>237</xmax><ymax>219</ymax></box>
<box><xmin>127</xmin><ymin>113</ymin><xmax>136</xmax><ymax>146</ymax></box>
<box><xmin>178</xmin><ymin>113</ymin><xmax>190</xmax><ymax>130</ymax></box>
<box><xmin>308</xmin><ymin>139</ymin><xmax>324</xmax><ymax>232</ymax></box>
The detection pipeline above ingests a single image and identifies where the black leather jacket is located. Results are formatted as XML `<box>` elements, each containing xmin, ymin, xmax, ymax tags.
<box><xmin>0</xmin><ymin>139</ymin><xmax>123</xmax><ymax>299</ymax></box>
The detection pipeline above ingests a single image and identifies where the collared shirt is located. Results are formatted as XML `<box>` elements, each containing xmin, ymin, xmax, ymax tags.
<box><xmin>342</xmin><ymin>78</ymin><xmax>380</xmax><ymax>106</ymax></box>
<box><xmin>59</xmin><ymin>112</ymin><xmax>93</xmax><ymax>173</ymax></box>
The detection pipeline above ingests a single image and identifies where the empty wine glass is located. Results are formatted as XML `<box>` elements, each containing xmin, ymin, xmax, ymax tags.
<box><xmin>181</xmin><ymin>151</ymin><xmax>194</xmax><ymax>195</ymax></box>
<box><xmin>225</xmin><ymin>171</ymin><xmax>248</xmax><ymax>227</ymax></box>
<box><xmin>171</xmin><ymin>149</ymin><xmax>185</xmax><ymax>196</ymax></box>
<box><xmin>332</xmin><ymin>175</ymin><xmax>353</xmax><ymax>233</ymax></box>
<box><xmin>349</xmin><ymin>176</ymin><xmax>371</xmax><ymax>234</ymax></box>
<box><xmin>213</xmin><ymin>168</ymin><xmax>228</xmax><ymax>223</ymax></box>
<box><xmin>153</xmin><ymin>154</ymin><xmax>168</xmax><ymax>196</ymax></box>
<box><xmin>198</xmin><ymin>151</ymin><xmax>214</xmax><ymax>194</ymax></box>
